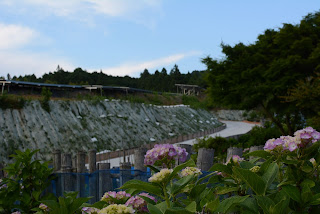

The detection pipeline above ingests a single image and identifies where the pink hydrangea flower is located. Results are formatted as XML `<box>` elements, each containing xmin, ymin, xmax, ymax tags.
<box><xmin>101</xmin><ymin>191</ymin><xmax>131</xmax><ymax>204</ymax></box>
<box><xmin>144</xmin><ymin>144</ymin><xmax>188</xmax><ymax>167</ymax></box>
<box><xmin>125</xmin><ymin>193</ymin><xmax>156</xmax><ymax>213</ymax></box>
<box><xmin>82</xmin><ymin>207</ymin><xmax>100</xmax><ymax>214</ymax></box>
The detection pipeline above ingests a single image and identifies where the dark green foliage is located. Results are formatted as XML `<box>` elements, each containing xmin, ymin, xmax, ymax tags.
<box><xmin>40</xmin><ymin>87</ymin><xmax>52</xmax><ymax>112</ymax></box>
<box><xmin>16</xmin><ymin>65</ymin><xmax>206</xmax><ymax>93</ymax></box>
<box><xmin>182</xmin><ymin>95</ymin><xmax>208</xmax><ymax>109</ymax></box>
<box><xmin>193</xmin><ymin>136</ymin><xmax>231</xmax><ymax>160</ymax></box>
<box><xmin>203</xmin><ymin>11</ymin><xmax>320</xmax><ymax>135</ymax></box>
<box><xmin>0</xmin><ymin>149</ymin><xmax>54</xmax><ymax>213</ymax></box>
<box><xmin>34</xmin><ymin>191</ymin><xmax>92</xmax><ymax>214</ymax></box>
<box><xmin>234</xmin><ymin>125</ymin><xmax>282</xmax><ymax>148</ymax></box>
<box><xmin>0</xmin><ymin>93</ymin><xmax>25</xmax><ymax>109</ymax></box>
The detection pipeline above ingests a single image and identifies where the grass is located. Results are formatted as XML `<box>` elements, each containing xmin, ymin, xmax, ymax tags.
<box><xmin>0</xmin><ymin>93</ymin><xmax>25</xmax><ymax>109</ymax></box>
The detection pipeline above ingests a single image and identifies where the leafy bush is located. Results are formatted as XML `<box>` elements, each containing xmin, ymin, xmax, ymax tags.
<box><xmin>0</xmin><ymin>149</ymin><xmax>55</xmax><ymax>213</ymax></box>
<box><xmin>182</xmin><ymin>95</ymin><xmax>207</xmax><ymax>109</ymax></box>
<box><xmin>40</xmin><ymin>87</ymin><xmax>52</xmax><ymax>112</ymax></box>
<box><xmin>234</xmin><ymin>126</ymin><xmax>282</xmax><ymax>148</ymax></box>
<box><xmin>193</xmin><ymin>136</ymin><xmax>231</xmax><ymax>159</ymax></box>
<box><xmin>0</xmin><ymin>93</ymin><xmax>25</xmax><ymax>109</ymax></box>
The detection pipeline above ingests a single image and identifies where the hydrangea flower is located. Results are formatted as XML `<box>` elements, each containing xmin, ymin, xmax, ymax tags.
<box><xmin>144</xmin><ymin>144</ymin><xmax>188</xmax><ymax>167</ymax></box>
<box><xmin>98</xmin><ymin>204</ymin><xmax>135</xmax><ymax>214</ymax></box>
<box><xmin>227</xmin><ymin>155</ymin><xmax>244</xmax><ymax>164</ymax></box>
<box><xmin>148</xmin><ymin>168</ymin><xmax>173</xmax><ymax>183</ymax></box>
<box><xmin>310</xmin><ymin>158</ymin><xmax>316</xmax><ymax>167</ymax></box>
<box><xmin>101</xmin><ymin>191</ymin><xmax>131</xmax><ymax>204</ymax></box>
<box><xmin>125</xmin><ymin>193</ymin><xmax>156</xmax><ymax>213</ymax></box>
<box><xmin>250</xmin><ymin>166</ymin><xmax>260</xmax><ymax>173</ymax></box>
<box><xmin>39</xmin><ymin>203</ymin><xmax>49</xmax><ymax>212</ymax></box>
<box><xmin>180</xmin><ymin>167</ymin><xmax>202</xmax><ymax>177</ymax></box>
<box><xmin>11</xmin><ymin>212</ymin><xmax>21</xmax><ymax>214</ymax></box>
<box><xmin>294</xmin><ymin>127</ymin><xmax>320</xmax><ymax>145</ymax></box>
<box><xmin>82</xmin><ymin>207</ymin><xmax>100</xmax><ymax>214</ymax></box>
<box><xmin>0</xmin><ymin>179</ymin><xmax>7</xmax><ymax>189</ymax></box>
<box><xmin>264</xmin><ymin>127</ymin><xmax>320</xmax><ymax>152</ymax></box>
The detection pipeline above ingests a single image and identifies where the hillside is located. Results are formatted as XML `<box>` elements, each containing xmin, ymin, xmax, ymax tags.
<box><xmin>0</xmin><ymin>99</ymin><xmax>221</xmax><ymax>163</ymax></box>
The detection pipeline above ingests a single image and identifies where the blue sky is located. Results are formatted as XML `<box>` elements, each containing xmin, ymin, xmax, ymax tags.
<box><xmin>0</xmin><ymin>0</ymin><xmax>319</xmax><ymax>78</ymax></box>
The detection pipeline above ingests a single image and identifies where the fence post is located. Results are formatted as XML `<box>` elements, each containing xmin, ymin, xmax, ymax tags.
<box><xmin>98</xmin><ymin>163</ymin><xmax>112</xmax><ymax>199</ymax></box>
<box><xmin>227</xmin><ymin>147</ymin><xmax>243</xmax><ymax>163</ymax></box>
<box><xmin>88</xmin><ymin>150</ymin><xmax>97</xmax><ymax>204</ymax></box>
<box><xmin>61</xmin><ymin>153</ymin><xmax>73</xmax><ymax>192</ymax></box>
<box><xmin>197</xmin><ymin>148</ymin><xmax>215</xmax><ymax>171</ymax></box>
<box><xmin>76</xmin><ymin>151</ymin><xmax>86</xmax><ymax>197</ymax></box>
<box><xmin>249</xmin><ymin>145</ymin><xmax>264</xmax><ymax>161</ymax></box>
<box><xmin>134</xmin><ymin>147</ymin><xmax>147</xmax><ymax>172</ymax></box>
<box><xmin>89</xmin><ymin>149</ymin><xmax>97</xmax><ymax>173</ymax></box>
<box><xmin>53</xmin><ymin>149</ymin><xmax>61</xmax><ymax>172</ymax></box>
<box><xmin>120</xmin><ymin>162</ymin><xmax>132</xmax><ymax>187</ymax></box>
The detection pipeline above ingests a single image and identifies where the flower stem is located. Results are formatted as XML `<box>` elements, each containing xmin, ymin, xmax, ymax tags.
<box><xmin>162</xmin><ymin>184</ymin><xmax>170</xmax><ymax>208</ymax></box>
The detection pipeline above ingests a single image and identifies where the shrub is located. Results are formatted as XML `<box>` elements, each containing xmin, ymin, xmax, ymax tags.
<box><xmin>0</xmin><ymin>93</ymin><xmax>25</xmax><ymax>109</ymax></box>
<box><xmin>0</xmin><ymin>149</ymin><xmax>54</xmax><ymax>213</ymax></box>
<box><xmin>40</xmin><ymin>87</ymin><xmax>52</xmax><ymax>112</ymax></box>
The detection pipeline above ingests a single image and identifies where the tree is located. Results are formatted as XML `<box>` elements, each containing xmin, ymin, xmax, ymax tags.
<box><xmin>203</xmin><ymin>11</ymin><xmax>320</xmax><ymax>135</ymax></box>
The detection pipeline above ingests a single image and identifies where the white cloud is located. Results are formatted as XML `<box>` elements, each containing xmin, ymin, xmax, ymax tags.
<box><xmin>4</xmin><ymin>0</ymin><xmax>162</xmax><ymax>19</ymax></box>
<box><xmin>0</xmin><ymin>23</ymin><xmax>36</xmax><ymax>50</ymax></box>
<box><xmin>0</xmin><ymin>51</ymin><xmax>74</xmax><ymax>78</ymax></box>
<box><xmin>91</xmin><ymin>51</ymin><xmax>202</xmax><ymax>77</ymax></box>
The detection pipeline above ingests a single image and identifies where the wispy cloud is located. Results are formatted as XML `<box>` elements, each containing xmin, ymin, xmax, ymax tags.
<box><xmin>0</xmin><ymin>51</ymin><xmax>74</xmax><ymax>78</ymax></box>
<box><xmin>91</xmin><ymin>51</ymin><xmax>202</xmax><ymax>77</ymax></box>
<box><xmin>2</xmin><ymin>0</ymin><xmax>163</xmax><ymax>26</ymax></box>
<box><xmin>0</xmin><ymin>22</ymin><xmax>73</xmax><ymax>78</ymax></box>
<box><xmin>0</xmin><ymin>23</ymin><xmax>36</xmax><ymax>50</ymax></box>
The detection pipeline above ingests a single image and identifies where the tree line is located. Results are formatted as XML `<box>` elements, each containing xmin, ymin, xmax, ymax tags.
<box><xmin>203</xmin><ymin>11</ymin><xmax>320</xmax><ymax>134</ymax></box>
<box><xmin>10</xmin><ymin>65</ymin><xmax>206</xmax><ymax>93</ymax></box>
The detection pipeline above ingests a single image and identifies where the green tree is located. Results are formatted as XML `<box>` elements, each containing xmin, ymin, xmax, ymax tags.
<box><xmin>203</xmin><ymin>11</ymin><xmax>320</xmax><ymax>135</ymax></box>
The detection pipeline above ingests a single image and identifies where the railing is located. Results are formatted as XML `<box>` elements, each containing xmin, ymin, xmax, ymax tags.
<box><xmin>47</xmin><ymin>169</ymin><xmax>151</xmax><ymax>203</ymax></box>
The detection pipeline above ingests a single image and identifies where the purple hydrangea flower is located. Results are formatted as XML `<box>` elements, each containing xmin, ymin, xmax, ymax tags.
<box><xmin>101</xmin><ymin>191</ymin><xmax>131</xmax><ymax>204</ymax></box>
<box><xmin>144</xmin><ymin>144</ymin><xmax>188</xmax><ymax>167</ymax></box>
<box><xmin>125</xmin><ymin>193</ymin><xmax>157</xmax><ymax>213</ymax></box>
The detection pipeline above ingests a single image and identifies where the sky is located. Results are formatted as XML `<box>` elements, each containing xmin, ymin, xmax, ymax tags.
<box><xmin>0</xmin><ymin>0</ymin><xmax>319</xmax><ymax>78</ymax></box>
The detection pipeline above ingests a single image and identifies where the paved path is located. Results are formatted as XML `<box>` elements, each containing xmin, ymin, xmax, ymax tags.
<box><xmin>101</xmin><ymin>120</ymin><xmax>259</xmax><ymax>168</ymax></box>
<box><xmin>178</xmin><ymin>120</ymin><xmax>259</xmax><ymax>146</ymax></box>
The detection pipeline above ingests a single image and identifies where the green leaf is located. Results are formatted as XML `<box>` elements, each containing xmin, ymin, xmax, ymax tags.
<box><xmin>309</xmin><ymin>193</ymin><xmax>320</xmax><ymax>205</ymax></box>
<box><xmin>205</xmin><ymin>196</ymin><xmax>219</xmax><ymax>212</ymax></box>
<box><xmin>148</xmin><ymin>203</ymin><xmax>163</xmax><ymax>214</ymax></box>
<box><xmin>215</xmin><ymin>186</ymin><xmax>238</xmax><ymax>195</ymax></box>
<box><xmin>233</xmin><ymin>167</ymin><xmax>266</xmax><ymax>195</ymax></box>
<box><xmin>271</xmin><ymin>196</ymin><xmax>290</xmax><ymax>214</ymax></box>
<box><xmin>254</xmin><ymin>195</ymin><xmax>275</xmax><ymax>214</ymax></box>
<box><xmin>281</xmin><ymin>185</ymin><xmax>301</xmax><ymax>203</ymax></box>
<box><xmin>195</xmin><ymin>172</ymin><xmax>215</xmax><ymax>185</ymax></box>
<box><xmin>147</xmin><ymin>165</ymin><xmax>161</xmax><ymax>173</ymax></box>
<box><xmin>189</xmin><ymin>183</ymin><xmax>207</xmax><ymax>200</ymax></box>
<box><xmin>156</xmin><ymin>201</ymin><xmax>170</xmax><ymax>213</ymax></box>
<box><xmin>208</xmin><ymin>163</ymin><xmax>232</xmax><ymax>174</ymax></box>
<box><xmin>245</xmin><ymin>150</ymin><xmax>271</xmax><ymax>159</ymax></box>
<box><xmin>164</xmin><ymin>207</ymin><xmax>194</xmax><ymax>214</ymax></box>
<box><xmin>240</xmin><ymin>197</ymin><xmax>259</xmax><ymax>214</ymax></box>
<box><xmin>240</xmin><ymin>161</ymin><xmax>255</xmax><ymax>169</ymax></box>
<box><xmin>168</xmin><ymin>159</ymin><xmax>196</xmax><ymax>181</ymax></box>
<box><xmin>169</xmin><ymin>175</ymin><xmax>194</xmax><ymax>195</ymax></box>
<box><xmin>301</xmin><ymin>165</ymin><xmax>313</xmax><ymax>173</ymax></box>
<box><xmin>140</xmin><ymin>195</ymin><xmax>157</xmax><ymax>205</ymax></box>
<box><xmin>185</xmin><ymin>201</ymin><xmax>197</xmax><ymax>212</ymax></box>
<box><xmin>216</xmin><ymin>196</ymin><xmax>249</xmax><ymax>213</ymax></box>
<box><xmin>262</xmin><ymin>163</ymin><xmax>278</xmax><ymax>192</ymax></box>
<box><xmin>119</xmin><ymin>179</ymin><xmax>163</xmax><ymax>197</ymax></box>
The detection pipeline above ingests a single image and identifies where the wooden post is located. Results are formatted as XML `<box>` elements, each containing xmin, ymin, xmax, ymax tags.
<box><xmin>197</xmin><ymin>148</ymin><xmax>214</xmax><ymax>171</ymax></box>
